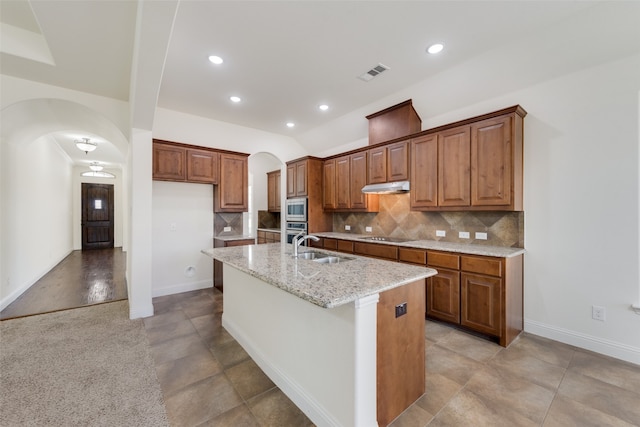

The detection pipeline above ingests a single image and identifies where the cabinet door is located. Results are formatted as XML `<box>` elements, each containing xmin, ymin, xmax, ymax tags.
<box><xmin>215</xmin><ymin>153</ymin><xmax>248</xmax><ymax>212</ymax></box>
<box><xmin>286</xmin><ymin>163</ymin><xmax>296</xmax><ymax>198</ymax></box>
<box><xmin>387</xmin><ymin>141</ymin><xmax>409</xmax><ymax>182</ymax></box>
<box><xmin>323</xmin><ymin>159</ymin><xmax>337</xmax><ymax>210</ymax></box>
<box><xmin>349</xmin><ymin>152</ymin><xmax>368</xmax><ymax>210</ymax></box>
<box><xmin>426</xmin><ymin>268</ymin><xmax>460</xmax><ymax>323</ymax></box>
<box><xmin>335</xmin><ymin>156</ymin><xmax>350</xmax><ymax>209</ymax></box>
<box><xmin>267</xmin><ymin>171</ymin><xmax>279</xmax><ymax>212</ymax></box>
<box><xmin>295</xmin><ymin>161</ymin><xmax>308</xmax><ymax>197</ymax></box>
<box><xmin>411</xmin><ymin>134</ymin><xmax>438</xmax><ymax>208</ymax></box>
<box><xmin>471</xmin><ymin>116</ymin><xmax>512</xmax><ymax>206</ymax></box>
<box><xmin>153</xmin><ymin>143</ymin><xmax>186</xmax><ymax>181</ymax></box>
<box><xmin>274</xmin><ymin>171</ymin><xmax>281</xmax><ymax>211</ymax></box>
<box><xmin>187</xmin><ymin>149</ymin><xmax>218</xmax><ymax>184</ymax></box>
<box><xmin>461</xmin><ymin>272</ymin><xmax>501</xmax><ymax>336</ymax></box>
<box><xmin>367</xmin><ymin>146</ymin><xmax>387</xmax><ymax>184</ymax></box>
<box><xmin>439</xmin><ymin>126</ymin><xmax>470</xmax><ymax>207</ymax></box>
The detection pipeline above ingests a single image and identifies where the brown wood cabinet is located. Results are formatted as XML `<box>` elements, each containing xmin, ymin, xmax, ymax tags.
<box><xmin>366</xmin><ymin>99</ymin><xmax>422</xmax><ymax>145</ymax></box>
<box><xmin>426</xmin><ymin>251</ymin><xmax>461</xmax><ymax>324</ymax></box>
<box><xmin>354</xmin><ymin>241</ymin><xmax>397</xmax><ymax>260</ymax></box>
<box><xmin>215</xmin><ymin>152</ymin><xmax>248</xmax><ymax>212</ymax></box>
<box><xmin>410</xmin><ymin>106</ymin><xmax>526</xmax><ymax>211</ymax></box>
<box><xmin>367</xmin><ymin>140</ymin><xmax>409</xmax><ymax>184</ymax></box>
<box><xmin>187</xmin><ymin>148</ymin><xmax>218</xmax><ymax>184</ymax></box>
<box><xmin>257</xmin><ymin>230</ymin><xmax>281</xmax><ymax>244</ymax></box>
<box><xmin>285</xmin><ymin>157</ymin><xmax>332</xmax><ymax>233</ymax></box>
<box><xmin>286</xmin><ymin>160</ymin><xmax>308</xmax><ymax>198</ymax></box>
<box><xmin>324</xmin><ymin>154</ymin><xmax>379</xmax><ymax>212</ymax></box>
<box><xmin>267</xmin><ymin>170</ymin><xmax>281</xmax><ymax>212</ymax></box>
<box><xmin>153</xmin><ymin>142</ymin><xmax>186</xmax><ymax>181</ymax></box>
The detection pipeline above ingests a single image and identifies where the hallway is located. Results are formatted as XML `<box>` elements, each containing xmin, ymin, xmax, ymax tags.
<box><xmin>0</xmin><ymin>248</ymin><xmax>127</xmax><ymax>320</ymax></box>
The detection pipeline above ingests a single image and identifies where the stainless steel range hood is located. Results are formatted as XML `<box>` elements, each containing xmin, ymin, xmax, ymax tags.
<box><xmin>361</xmin><ymin>181</ymin><xmax>410</xmax><ymax>194</ymax></box>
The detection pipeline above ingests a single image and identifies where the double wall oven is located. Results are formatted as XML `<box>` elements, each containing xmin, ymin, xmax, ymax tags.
<box><xmin>285</xmin><ymin>197</ymin><xmax>308</xmax><ymax>245</ymax></box>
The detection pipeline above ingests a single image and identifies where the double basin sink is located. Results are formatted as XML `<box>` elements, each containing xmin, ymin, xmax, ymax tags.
<box><xmin>295</xmin><ymin>251</ymin><xmax>353</xmax><ymax>264</ymax></box>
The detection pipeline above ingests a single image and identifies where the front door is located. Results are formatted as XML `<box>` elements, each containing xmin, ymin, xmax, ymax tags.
<box><xmin>81</xmin><ymin>183</ymin><xmax>114</xmax><ymax>250</ymax></box>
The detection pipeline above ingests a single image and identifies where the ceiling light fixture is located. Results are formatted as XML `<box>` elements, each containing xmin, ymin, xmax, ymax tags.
<box><xmin>89</xmin><ymin>162</ymin><xmax>103</xmax><ymax>171</ymax></box>
<box><xmin>427</xmin><ymin>43</ymin><xmax>444</xmax><ymax>54</ymax></box>
<box><xmin>319</xmin><ymin>104</ymin><xmax>329</xmax><ymax>111</ymax></box>
<box><xmin>75</xmin><ymin>138</ymin><xmax>97</xmax><ymax>154</ymax></box>
<box><xmin>81</xmin><ymin>171</ymin><xmax>115</xmax><ymax>178</ymax></box>
<box><xmin>286</xmin><ymin>122</ymin><xmax>295</xmax><ymax>128</ymax></box>
<box><xmin>230</xmin><ymin>96</ymin><xmax>241</xmax><ymax>103</ymax></box>
<box><xmin>208</xmin><ymin>55</ymin><xmax>223</xmax><ymax>65</ymax></box>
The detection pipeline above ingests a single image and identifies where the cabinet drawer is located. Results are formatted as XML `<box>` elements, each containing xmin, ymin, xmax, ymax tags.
<box><xmin>224</xmin><ymin>238</ymin><xmax>255</xmax><ymax>247</ymax></box>
<box><xmin>461</xmin><ymin>255</ymin><xmax>503</xmax><ymax>277</ymax></box>
<box><xmin>257</xmin><ymin>230</ymin><xmax>266</xmax><ymax>239</ymax></box>
<box><xmin>354</xmin><ymin>242</ymin><xmax>398</xmax><ymax>260</ymax></box>
<box><xmin>427</xmin><ymin>251</ymin><xmax>460</xmax><ymax>269</ymax></box>
<box><xmin>337</xmin><ymin>240</ymin><xmax>354</xmax><ymax>253</ymax></box>
<box><xmin>398</xmin><ymin>248</ymin><xmax>427</xmax><ymax>265</ymax></box>
<box><xmin>309</xmin><ymin>238</ymin><xmax>323</xmax><ymax>249</ymax></box>
<box><xmin>323</xmin><ymin>238</ymin><xmax>338</xmax><ymax>250</ymax></box>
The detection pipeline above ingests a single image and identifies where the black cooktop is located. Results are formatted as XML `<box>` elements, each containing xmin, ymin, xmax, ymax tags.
<box><xmin>359</xmin><ymin>236</ymin><xmax>411</xmax><ymax>243</ymax></box>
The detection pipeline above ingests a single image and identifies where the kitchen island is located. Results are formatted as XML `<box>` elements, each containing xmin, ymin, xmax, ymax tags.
<box><xmin>202</xmin><ymin>243</ymin><xmax>437</xmax><ymax>427</ymax></box>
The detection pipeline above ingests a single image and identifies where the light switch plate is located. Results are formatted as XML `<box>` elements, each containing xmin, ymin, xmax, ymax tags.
<box><xmin>365</xmin><ymin>226</ymin><xmax>372</xmax><ymax>233</ymax></box>
<box><xmin>223</xmin><ymin>226</ymin><xmax>231</xmax><ymax>232</ymax></box>
<box><xmin>170</xmin><ymin>222</ymin><xmax>177</xmax><ymax>231</ymax></box>
<box><xmin>345</xmin><ymin>225</ymin><xmax>351</xmax><ymax>231</ymax></box>
<box><xmin>459</xmin><ymin>231</ymin><xmax>470</xmax><ymax>239</ymax></box>
<box><xmin>475</xmin><ymin>232</ymin><xmax>488</xmax><ymax>240</ymax></box>
<box><xmin>436</xmin><ymin>230</ymin><xmax>446</xmax><ymax>237</ymax></box>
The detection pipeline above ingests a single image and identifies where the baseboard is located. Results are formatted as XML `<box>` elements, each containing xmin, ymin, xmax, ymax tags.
<box><xmin>129</xmin><ymin>301</ymin><xmax>155</xmax><ymax>319</ymax></box>
<box><xmin>524</xmin><ymin>319</ymin><xmax>640</xmax><ymax>365</ymax></box>
<box><xmin>1</xmin><ymin>249</ymin><xmax>73</xmax><ymax>311</ymax></box>
<box><xmin>222</xmin><ymin>314</ymin><xmax>343</xmax><ymax>427</ymax></box>
<box><xmin>152</xmin><ymin>280</ymin><xmax>213</xmax><ymax>298</ymax></box>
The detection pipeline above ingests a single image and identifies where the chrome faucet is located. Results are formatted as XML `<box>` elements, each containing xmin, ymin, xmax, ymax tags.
<box><xmin>292</xmin><ymin>231</ymin><xmax>320</xmax><ymax>257</ymax></box>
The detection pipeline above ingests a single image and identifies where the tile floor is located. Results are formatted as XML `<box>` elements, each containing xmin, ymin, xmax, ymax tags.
<box><xmin>144</xmin><ymin>288</ymin><xmax>640</xmax><ymax>427</ymax></box>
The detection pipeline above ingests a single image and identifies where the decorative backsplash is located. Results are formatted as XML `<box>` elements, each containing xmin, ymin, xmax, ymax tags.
<box><xmin>214</xmin><ymin>213</ymin><xmax>244</xmax><ymax>236</ymax></box>
<box><xmin>257</xmin><ymin>210</ymin><xmax>280</xmax><ymax>229</ymax></box>
<box><xmin>332</xmin><ymin>194</ymin><xmax>524</xmax><ymax>248</ymax></box>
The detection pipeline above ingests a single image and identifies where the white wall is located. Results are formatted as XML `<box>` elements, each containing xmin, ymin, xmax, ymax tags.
<box><xmin>248</xmin><ymin>152</ymin><xmax>283</xmax><ymax>231</ymax></box>
<box><xmin>0</xmin><ymin>134</ymin><xmax>74</xmax><ymax>309</ymax></box>
<box><xmin>151</xmin><ymin>181</ymin><xmax>214</xmax><ymax>297</ymax></box>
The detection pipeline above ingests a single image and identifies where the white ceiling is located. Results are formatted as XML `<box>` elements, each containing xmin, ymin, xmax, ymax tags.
<box><xmin>2</xmin><ymin>0</ymin><xmax>639</xmax><ymax>166</ymax></box>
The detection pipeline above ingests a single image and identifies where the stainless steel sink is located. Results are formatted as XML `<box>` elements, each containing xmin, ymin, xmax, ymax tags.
<box><xmin>296</xmin><ymin>251</ymin><xmax>325</xmax><ymax>260</ymax></box>
<box><xmin>296</xmin><ymin>251</ymin><xmax>353</xmax><ymax>264</ymax></box>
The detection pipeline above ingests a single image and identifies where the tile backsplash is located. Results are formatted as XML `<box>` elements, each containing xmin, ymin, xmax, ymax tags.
<box><xmin>333</xmin><ymin>194</ymin><xmax>523</xmax><ymax>247</ymax></box>
<box><xmin>257</xmin><ymin>210</ymin><xmax>280</xmax><ymax>229</ymax></box>
<box><xmin>214</xmin><ymin>213</ymin><xmax>243</xmax><ymax>236</ymax></box>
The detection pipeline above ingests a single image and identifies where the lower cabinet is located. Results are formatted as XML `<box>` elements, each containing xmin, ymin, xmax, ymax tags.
<box><xmin>257</xmin><ymin>230</ymin><xmax>281</xmax><ymax>244</ymax></box>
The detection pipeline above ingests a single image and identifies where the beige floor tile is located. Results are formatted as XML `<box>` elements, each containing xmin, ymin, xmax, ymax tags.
<box><xmin>436</xmin><ymin>329</ymin><xmax>502</xmax><ymax>362</ymax></box>
<box><xmin>143</xmin><ymin>309</ymin><xmax>189</xmax><ymax>329</ymax></box>
<box><xmin>196</xmin><ymin>403</ymin><xmax>261</xmax><ymax>427</ymax></box>
<box><xmin>146</xmin><ymin>318</ymin><xmax>199</xmax><ymax>345</ymax></box>
<box><xmin>389</xmin><ymin>402</ymin><xmax>433</xmax><ymax>427</ymax></box>
<box><xmin>424</xmin><ymin>320</ymin><xmax>457</xmax><ymax>342</ymax></box>
<box><xmin>150</xmin><ymin>332</ymin><xmax>209</xmax><ymax>365</ymax></box>
<box><xmin>210</xmin><ymin>338</ymin><xmax>250</xmax><ymax>368</ymax></box>
<box><xmin>508</xmin><ymin>333</ymin><xmax>575</xmax><ymax>368</ymax></box>
<box><xmin>489</xmin><ymin>344</ymin><xmax>566</xmax><ymax>391</ymax></box>
<box><xmin>557</xmin><ymin>370</ymin><xmax>640</xmax><ymax>425</ymax></box>
<box><xmin>428</xmin><ymin>389</ymin><xmax>539</xmax><ymax>427</ymax></box>
<box><xmin>425</xmin><ymin>344</ymin><xmax>483</xmax><ymax>385</ymax></box>
<box><xmin>569</xmin><ymin>350</ymin><xmax>640</xmax><ymax>394</ymax></box>
<box><xmin>164</xmin><ymin>374</ymin><xmax>243</xmax><ymax>427</ymax></box>
<box><xmin>155</xmin><ymin>347</ymin><xmax>223</xmax><ymax>398</ymax></box>
<box><xmin>543</xmin><ymin>395</ymin><xmax>635</xmax><ymax>427</ymax></box>
<box><xmin>415</xmin><ymin>373</ymin><xmax>463</xmax><ymax>416</ymax></box>
<box><xmin>225</xmin><ymin>358</ymin><xmax>276</xmax><ymax>400</ymax></box>
<box><xmin>182</xmin><ymin>298</ymin><xmax>219</xmax><ymax>319</ymax></box>
<box><xmin>247</xmin><ymin>388</ymin><xmax>314</xmax><ymax>427</ymax></box>
<box><xmin>464</xmin><ymin>365</ymin><xmax>555</xmax><ymax>425</ymax></box>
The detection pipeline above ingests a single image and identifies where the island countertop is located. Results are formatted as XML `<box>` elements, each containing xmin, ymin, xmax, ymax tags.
<box><xmin>202</xmin><ymin>243</ymin><xmax>436</xmax><ymax>309</ymax></box>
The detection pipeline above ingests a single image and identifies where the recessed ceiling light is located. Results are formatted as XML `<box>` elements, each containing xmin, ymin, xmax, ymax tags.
<box><xmin>427</xmin><ymin>43</ymin><xmax>444</xmax><ymax>54</ymax></box>
<box><xmin>229</xmin><ymin>96</ymin><xmax>241</xmax><ymax>103</ymax></box>
<box><xmin>286</xmin><ymin>122</ymin><xmax>295</xmax><ymax>128</ymax></box>
<box><xmin>319</xmin><ymin>104</ymin><xmax>329</xmax><ymax>111</ymax></box>
<box><xmin>208</xmin><ymin>55</ymin><xmax>223</xmax><ymax>65</ymax></box>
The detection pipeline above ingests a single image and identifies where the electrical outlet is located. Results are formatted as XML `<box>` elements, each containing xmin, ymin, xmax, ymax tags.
<box><xmin>459</xmin><ymin>231</ymin><xmax>470</xmax><ymax>239</ymax></box>
<box><xmin>475</xmin><ymin>232</ymin><xmax>488</xmax><ymax>240</ymax></box>
<box><xmin>223</xmin><ymin>226</ymin><xmax>231</xmax><ymax>232</ymax></box>
<box><xmin>395</xmin><ymin>302</ymin><xmax>407</xmax><ymax>318</ymax></box>
<box><xmin>592</xmin><ymin>305</ymin><xmax>606</xmax><ymax>321</ymax></box>
<box><xmin>436</xmin><ymin>230</ymin><xmax>446</xmax><ymax>237</ymax></box>
<box><xmin>170</xmin><ymin>222</ymin><xmax>177</xmax><ymax>231</ymax></box>
<box><xmin>345</xmin><ymin>225</ymin><xmax>351</xmax><ymax>231</ymax></box>
<box><xmin>365</xmin><ymin>226</ymin><xmax>372</xmax><ymax>233</ymax></box>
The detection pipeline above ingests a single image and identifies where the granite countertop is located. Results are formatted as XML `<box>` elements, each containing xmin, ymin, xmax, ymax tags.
<box><xmin>214</xmin><ymin>234</ymin><xmax>255</xmax><ymax>242</ymax></box>
<box><xmin>312</xmin><ymin>232</ymin><xmax>525</xmax><ymax>258</ymax></box>
<box><xmin>257</xmin><ymin>228</ymin><xmax>282</xmax><ymax>233</ymax></box>
<box><xmin>202</xmin><ymin>243</ymin><xmax>436</xmax><ymax>309</ymax></box>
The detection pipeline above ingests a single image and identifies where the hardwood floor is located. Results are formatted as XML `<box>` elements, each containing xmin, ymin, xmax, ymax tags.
<box><xmin>0</xmin><ymin>248</ymin><xmax>127</xmax><ymax>320</ymax></box>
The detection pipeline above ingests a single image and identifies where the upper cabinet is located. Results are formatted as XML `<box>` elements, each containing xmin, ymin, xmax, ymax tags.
<box><xmin>410</xmin><ymin>106</ymin><xmax>525</xmax><ymax>211</ymax></box>
<box><xmin>367</xmin><ymin>140</ymin><xmax>409</xmax><ymax>184</ymax></box>
<box><xmin>366</xmin><ymin>100</ymin><xmax>421</xmax><ymax>145</ymax></box>
<box><xmin>153</xmin><ymin>142</ymin><xmax>186</xmax><ymax>181</ymax></box>
<box><xmin>267</xmin><ymin>170</ymin><xmax>281</xmax><ymax>212</ymax></box>
<box><xmin>324</xmin><ymin>153</ymin><xmax>379</xmax><ymax>212</ymax></box>
<box><xmin>187</xmin><ymin>148</ymin><xmax>218</xmax><ymax>184</ymax></box>
<box><xmin>215</xmin><ymin>152</ymin><xmax>248</xmax><ymax>212</ymax></box>
<box><xmin>286</xmin><ymin>159</ymin><xmax>308</xmax><ymax>198</ymax></box>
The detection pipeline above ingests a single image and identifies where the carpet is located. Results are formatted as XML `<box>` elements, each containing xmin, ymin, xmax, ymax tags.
<box><xmin>0</xmin><ymin>301</ymin><xmax>169</xmax><ymax>426</ymax></box>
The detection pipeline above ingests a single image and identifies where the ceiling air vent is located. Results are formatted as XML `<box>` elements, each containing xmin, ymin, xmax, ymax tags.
<box><xmin>357</xmin><ymin>63</ymin><xmax>390</xmax><ymax>82</ymax></box>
